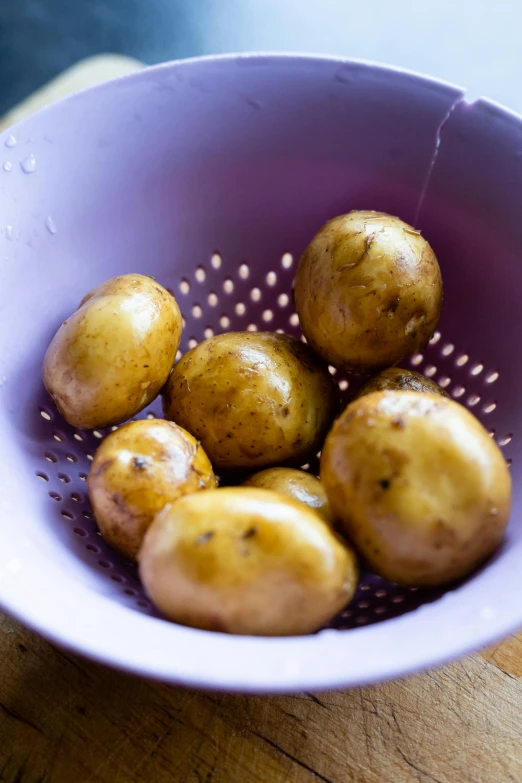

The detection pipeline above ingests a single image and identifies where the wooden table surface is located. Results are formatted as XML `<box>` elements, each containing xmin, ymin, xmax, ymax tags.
<box><xmin>2</xmin><ymin>57</ymin><xmax>522</xmax><ymax>783</ymax></box>
<box><xmin>1</xmin><ymin>613</ymin><xmax>522</xmax><ymax>782</ymax></box>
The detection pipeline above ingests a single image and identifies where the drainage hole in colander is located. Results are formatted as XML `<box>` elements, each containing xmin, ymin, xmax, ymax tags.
<box><xmin>36</xmin><ymin>472</ymin><xmax>49</xmax><ymax>482</ymax></box>
<box><xmin>73</xmin><ymin>528</ymin><xmax>87</xmax><ymax>537</ymax></box>
<box><xmin>49</xmin><ymin>492</ymin><xmax>61</xmax><ymax>501</ymax></box>
<box><xmin>61</xmin><ymin>510</ymin><xmax>74</xmax><ymax>520</ymax></box>
<box><xmin>266</xmin><ymin>271</ymin><xmax>277</xmax><ymax>286</ymax></box>
<box><xmin>39</xmin><ymin>408</ymin><xmax>52</xmax><ymax>421</ymax></box>
<box><xmin>58</xmin><ymin>473</ymin><xmax>71</xmax><ymax>483</ymax></box>
<box><xmin>195</xmin><ymin>266</ymin><xmax>206</xmax><ymax>283</ymax></box>
<box><xmin>211</xmin><ymin>252</ymin><xmax>221</xmax><ymax>269</ymax></box>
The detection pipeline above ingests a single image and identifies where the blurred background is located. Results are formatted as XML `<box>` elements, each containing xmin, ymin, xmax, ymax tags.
<box><xmin>2</xmin><ymin>0</ymin><xmax>522</xmax><ymax>115</ymax></box>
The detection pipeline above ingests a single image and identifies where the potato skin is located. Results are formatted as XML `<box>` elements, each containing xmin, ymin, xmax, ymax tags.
<box><xmin>321</xmin><ymin>391</ymin><xmax>511</xmax><ymax>587</ymax></box>
<box><xmin>353</xmin><ymin>367</ymin><xmax>449</xmax><ymax>401</ymax></box>
<box><xmin>242</xmin><ymin>467</ymin><xmax>332</xmax><ymax>524</ymax></box>
<box><xmin>139</xmin><ymin>487</ymin><xmax>358</xmax><ymax>636</ymax></box>
<box><xmin>88</xmin><ymin>419</ymin><xmax>216</xmax><ymax>560</ymax></box>
<box><xmin>163</xmin><ymin>331</ymin><xmax>339</xmax><ymax>470</ymax></box>
<box><xmin>294</xmin><ymin>211</ymin><xmax>443</xmax><ymax>372</ymax></box>
<box><xmin>43</xmin><ymin>274</ymin><xmax>182</xmax><ymax>429</ymax></box>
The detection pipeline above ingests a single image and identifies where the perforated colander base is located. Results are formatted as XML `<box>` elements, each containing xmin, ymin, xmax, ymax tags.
<box><xmin>33</xmin><ymin>249</ymin><xmax>513</xmax><ymax>632</ymax></box>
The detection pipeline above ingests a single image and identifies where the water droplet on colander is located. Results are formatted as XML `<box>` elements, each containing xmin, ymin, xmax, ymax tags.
<box><xmin>5</xmin><ymin>135</ymin><xmax>16</xmax><ymax>148</ymax></box>
<box><xmin>5</xmin><ymin>226</ymin><xmax>14</xmax><ymax>241</ymax></box>
<box><xmin>3</xmin><ymin>162</ymin><xmax>12</xmax><ymax>172</ymax></box>
<box><xmin>45</xmin><ymin>216</ymin><xmax>57</xmax><ymax>235</ymax></box>
<box><xmin>20</xmin><ymin>154</ymin><xmax>36</xmax><ymax>174</ymax></box>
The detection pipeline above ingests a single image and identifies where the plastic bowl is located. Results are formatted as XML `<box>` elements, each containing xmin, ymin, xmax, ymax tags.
<box><xmin>0</xmin><ymin>54</ymin><xmax>520</xmax><ymax>693</ymax></box>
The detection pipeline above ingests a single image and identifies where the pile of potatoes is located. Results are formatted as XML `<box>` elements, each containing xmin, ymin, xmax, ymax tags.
<box><xmin>43</xmin><ymin>210</ymin><xmax>512</xmax><ymax>636</ymax></box>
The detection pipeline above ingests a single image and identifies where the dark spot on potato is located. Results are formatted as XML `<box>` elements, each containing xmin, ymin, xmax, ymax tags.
<box><xmin>196</xmin><ymin>531</ymin><xmax>214</xmax><ymax>545</ymax></box>
<box><xmin>242</xmin><ymin>526</ymin><xmax>258</xmax><ymax>539</ymax></box>
<box><xmin>94</xmin><ymin>458</ymin><xmax>115</xmax><ymax>476</ymax></box>
<box><xmin>132</xmin><ymin>456</ymin><xmax>149</xmax><ymax>471</ymax></box>
<box><xmin>380</xmin><ymin>479</ymin><xmax>391</xmax><ymax>490</ymax></box>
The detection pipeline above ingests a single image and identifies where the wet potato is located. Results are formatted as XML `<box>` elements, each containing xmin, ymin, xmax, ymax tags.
<box><xmin>321</xmin><ymin>391</ymin><xmax>511</xmax><ymax>587</ymax></box>
<box><xmin>139</xmin><ymin>487</ymin><xmax>358</xmax><ymax>636</ymax></box>
<box><xmin>242</xmin><ymin>467</ymin><xmax>333</xmax><ymax>524</ymax></box>
<box><xmin>353</xmin><ymin>367</ymin><xmax>449</xmax><ymax>401</ymax></box>
<box><xmin>43</xmin><ymin>274</ymin><xmax>182</xmax><ymax>429</ymax></box>
<box><xmin>88</xmin><ymin>419</ymin><xmax>216</xmax><ymax>560</ymax></box>
<box><xmin>163</xmin><ymin>331</ymin><xmax>339</xmax><ymax>470</ymax></box>
<box><xmin>294</xmin><ymin>210</ymin><xmax>443</xmax><ymax>372</ymax></box>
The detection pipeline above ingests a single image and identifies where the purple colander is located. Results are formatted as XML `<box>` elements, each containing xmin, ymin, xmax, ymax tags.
<box><xmin>0</xmin><ymin>54</ymin><xmax>519</xmax><ymax>693</ymax></box>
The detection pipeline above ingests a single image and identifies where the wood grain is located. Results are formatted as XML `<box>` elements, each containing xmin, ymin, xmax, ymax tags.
<box><xmin>0</xmin><ymin>613</ymin><xmax>521</xmax><ymax>783</ymax></box>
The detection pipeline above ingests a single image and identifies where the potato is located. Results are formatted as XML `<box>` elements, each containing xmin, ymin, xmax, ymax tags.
<box><xmin>88</xmin><ymin>419</ymin><xmax>216</xmax><ymax>560</ymax></box>
<box><xmin>139</xmin><ymin>487</ymin><xmax>358</xmax><ymax>635</ymax></box>
<box><xmin>43</xmin><ymin>274</ymin><xmax>182</xmax><ymax>429</ymax></box>
<box><xmin>321</xmin><ymin>391</ymin><xmax>511</xmax><ymax>587</ymax></box>
<box><xmin>294</xmin><ymin>211</ymin><xmax>443</xmax><ymax>372</ymax></box>
<box><xmin>242</xmin><ymin>468</ymin><xmax>332</xmax><ymax>523</ymax></box>
<box><xmin>353</xmin><ymin>367</ymin><xmax>449</xmax><ymax>401</ymax></box>
<box><xmin>163</xmin><ymin>331</ymin><xmax>339</xmax><ymax>470</ymax></box>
